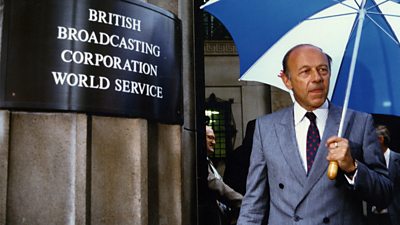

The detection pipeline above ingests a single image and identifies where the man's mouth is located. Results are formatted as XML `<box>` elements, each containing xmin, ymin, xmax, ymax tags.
<box><xmin>309</xmin><ymin>88</ymin><xmax>323</xmax><ymax>94</ymax></box>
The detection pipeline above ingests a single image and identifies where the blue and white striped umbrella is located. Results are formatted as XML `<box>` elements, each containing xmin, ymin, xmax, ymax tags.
<box><xmin>202</xmin><ymin>0</ymin><xmax>400</xmax><ymax>119</ymax></box>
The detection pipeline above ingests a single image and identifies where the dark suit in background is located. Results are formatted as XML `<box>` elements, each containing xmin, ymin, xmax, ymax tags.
<box><xmin>366</xmin><ymin>125</ymin><xmax>400</xmax><ymax>225</ymax></box>
<box><xmin>388</xmin><ymin>151</ymin><xmax>400</xmax><ymax>225</ymax></box>
<box><xmin>224</xmin><ymin>120</ymin><xmax>256</xmax><ymax>195</ymax></box>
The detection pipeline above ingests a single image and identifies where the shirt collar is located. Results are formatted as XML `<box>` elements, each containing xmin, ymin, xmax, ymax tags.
<box><xmin>294</xmin><ymin>100</ymin><xmax>329</xmax><ymax>126</ymax></box>
<box><xmin>384</xmin><ymin>149</ymin><xmax>391</xmax><ymax>167</ymax></box>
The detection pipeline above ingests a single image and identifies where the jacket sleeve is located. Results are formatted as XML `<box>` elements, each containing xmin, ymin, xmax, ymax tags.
<box><xmin>208</xmin><ymin>167</ymin><xmax>243</xmax><ymax>208</ymax></box>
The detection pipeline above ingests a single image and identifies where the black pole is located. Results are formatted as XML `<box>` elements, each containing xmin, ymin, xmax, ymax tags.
<box><xmin>193</xmin><ymin>1</ymin><xmax>207</xmax><ymax>225</ymax></box>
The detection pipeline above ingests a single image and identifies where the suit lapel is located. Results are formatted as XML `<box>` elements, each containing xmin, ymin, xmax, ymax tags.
<box><xmin>276</xmin><ymin>107</ymin><xmax>307</xmax><ymax>186</ymax></box>
<box><xmin>300</xmin><ymin>104</ymin><xmax>343</xmax><ymax>201</ymax></box>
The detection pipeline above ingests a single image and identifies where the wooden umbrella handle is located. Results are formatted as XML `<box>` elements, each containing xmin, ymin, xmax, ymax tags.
<box><xmin>327</xmin><ymin>161</ymin><xmax>338</xmax><ymax>180</ymax></box>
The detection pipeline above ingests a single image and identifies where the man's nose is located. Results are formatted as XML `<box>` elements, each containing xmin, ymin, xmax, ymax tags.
<box><xmin>311</xmin><ymin>69</ymin><xmax>323</xmax><ymax>82</ymax></box>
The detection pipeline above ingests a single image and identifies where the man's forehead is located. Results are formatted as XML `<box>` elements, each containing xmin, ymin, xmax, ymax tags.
<box><xmin>206</xmin><ymin>131</ymin><xmax>214</xmax><ymax>137</ymax></box>
<box><xmin>290</xmin><ymin>48</ymin><xmax>329</xmax><ymax>67</ymax></box>
<box><xmin>206</xmin><ymin>126</ymin><xmax>213</xmax><ymax>133</ymax></box>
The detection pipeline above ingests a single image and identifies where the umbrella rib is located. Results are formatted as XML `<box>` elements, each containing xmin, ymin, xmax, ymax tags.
<box><xmin>307</xmin><ymin>12</ymin><xmax>358</xmax><ymax>21</ymax></box>
<box><xmin>366</xmin><ymin>13</ymin><xmax>400</xmax><ymax>45</ymax></box>
<box><xmin>368</xmin><ymin>12</ymin><xmax>400</xmax><ymax>18</ymax></box>
<box><xmin>330</xmin><ymin>0</ymin><xmax>359</xmax><ymax>11</ymax></box>
<box><xmin>353</xmin><ymin>0</ymin><xmax>361</xmax><ymax>9</ymax></box>
<box><xmin>366</xmin><ymin>0</ymin><xmax>390</xmax><ymax>11</ymax></box>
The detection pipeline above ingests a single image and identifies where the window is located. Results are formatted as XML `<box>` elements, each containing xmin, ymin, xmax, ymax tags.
<box><xmin>202</xmin><ymin>9</ymin><xmax>232</xmax><ymax>40</ymax></box>
<box><xmin>205</xmin><ymin>93</ymin><xmax>235</xmax><ymax>160</ymax></box>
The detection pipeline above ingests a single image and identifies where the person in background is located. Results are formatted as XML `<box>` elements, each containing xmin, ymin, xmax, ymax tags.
<box><xmin>224</xmin><ymin>119</ymin><xmax>256</xmax><ymax>195</ymax></box>
<box><xmin>237</xmin><ymin>44</ymin><xmax>392</xmax><ymax>225</ymax></box>
<box><xmin>206</xmin><ymin>125</ymin><xmax>243</xmax><ymax>225</ymax></box>
<box><xmin>366</xmin><ymin>125</ymin><xmax>400</xmax><ymax>225</ymax></box>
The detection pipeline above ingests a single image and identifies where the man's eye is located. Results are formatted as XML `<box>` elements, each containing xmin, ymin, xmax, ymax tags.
<box><xmin>299</xmin><ymin>69</ymin><xmax>310</xmax><ymax>76</ymax></box>
<box><xmin>318</xmin><ymin>68</ymin><xmax>329</xmax><ymax>75</ymax></box>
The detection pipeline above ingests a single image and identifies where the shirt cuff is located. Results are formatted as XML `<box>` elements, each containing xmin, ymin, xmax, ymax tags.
<box><xmin>345</xmin><ymin>161</ymin><xmax>358</xmax><ymax>184</ymax></box>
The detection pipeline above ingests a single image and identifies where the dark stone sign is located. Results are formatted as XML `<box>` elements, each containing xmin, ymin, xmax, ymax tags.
<box><xmin>0</xmin><ymin>0</ymin><xmax>183</xmax><ymax>124</ymax></box>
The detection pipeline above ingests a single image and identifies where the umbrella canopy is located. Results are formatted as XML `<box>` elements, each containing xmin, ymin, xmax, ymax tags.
<box><xmin>202</xmin><ymin>0</ymin><xmax>400</xmax><ymax>117</ymax></box>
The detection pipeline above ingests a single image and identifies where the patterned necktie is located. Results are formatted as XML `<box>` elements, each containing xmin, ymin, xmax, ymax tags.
<box><xmin>305</xmin><ymin>112</ymin><xmax>320</xmax><ymax>173</ymax></box>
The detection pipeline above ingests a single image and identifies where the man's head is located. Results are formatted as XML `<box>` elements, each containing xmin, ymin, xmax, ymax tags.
<box><xmin>376</xmin><ymin>125</ymin><xmax>391</xmax><ymax>153</ymax></box>
<box><xmin>281</xmin><ymin>44</ymin><xmax>332</xmax><ymax>111</ymax></box>
<box><xmin>206</xmin><ymin>125</ymin><xmax>216</xmax><ymax>155</ymax></box>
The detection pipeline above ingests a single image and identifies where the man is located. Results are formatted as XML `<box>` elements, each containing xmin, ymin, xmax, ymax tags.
<box><xmin>367</xmin><ymin>125</ymin><xmax>400</xmax><ymax>225</ymax></box>
<box><xmin>206</xmin><ymin>125</ymin><xmax>243</xmax><ymax>225</ymax></box>
<box><xmin>237</xmin><ymin>44</ymin><xmax>392</xmax><ymax>225</ymax></box>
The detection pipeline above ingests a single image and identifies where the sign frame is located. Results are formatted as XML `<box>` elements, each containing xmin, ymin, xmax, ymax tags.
<box><xmin>0</xmin><ymin>0</ymin><xmax>183</xmax><ymax>124</ymax></box>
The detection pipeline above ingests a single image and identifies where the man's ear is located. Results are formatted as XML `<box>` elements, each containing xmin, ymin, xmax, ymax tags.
<box><xmin>281</xmin><ymin>72</ymin><xmax>293</xmax><ymax>90</ymax></box>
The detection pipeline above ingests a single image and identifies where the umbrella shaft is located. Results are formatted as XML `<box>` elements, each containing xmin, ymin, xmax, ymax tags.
<box><xmin>338</xmin><ymin>0</ymin><xmax>366</xmax><ymax>137</ymax></box>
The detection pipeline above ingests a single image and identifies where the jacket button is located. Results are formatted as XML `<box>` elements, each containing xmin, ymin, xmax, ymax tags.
<box><xmin>279</xmin><ymin>183</ymin><xmax>284</xmax><ymax>189</ymax></box>
<box><xmin>323</xmin><ymin>217</ymin><xmax>330</xmax><ymax>223</ymax></box>
<box><xmin>293</xmin><ymin>215</ymin><xmax>301</xmax><ymax>222</ymax></box>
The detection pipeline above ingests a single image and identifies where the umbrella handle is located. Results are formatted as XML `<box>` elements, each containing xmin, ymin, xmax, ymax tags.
<box><xmin>327</xmin><ymin>161</ymin><xmax>338</xmax><ymax>180</ymax></box>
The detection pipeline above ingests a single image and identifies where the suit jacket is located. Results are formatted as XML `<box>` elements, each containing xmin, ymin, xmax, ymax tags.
<box><xmin>366</xmin><ymin>150</ymin><xmax>400</xmax><ymax>225</ymax></box>
<box><xmin>388</xmin><ymin>150</ymin><xmax>400</xmax><ymax>224</ymax></box>
<box><xmin>237</xmin><ymin>103</ymin><xmax>393</xmax><ymax>225</ymax></box>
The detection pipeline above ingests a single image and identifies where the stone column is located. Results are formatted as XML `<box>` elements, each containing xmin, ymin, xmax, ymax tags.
<box><xmin>6</xmin><ymin>112</ymin><xmax>87</xmax><ymax>225</ymax></box>
<box><xmin>179</xmin><ymin>0</ymin><xmax>197</xmax><ymax>223</ymax></box>
<box><xmin>91</xmin><ymin>117</ymin><xmax>148</xmax><ymax>225</ymax></box>
<box><xmin>145</xmin><ymin>0</ymin><xmax>191</xmax><ymax>225</ymax></box>
<box><xmin>156</xmin><ymin>124</ymin><xmax>182</xmax><ymax>225</ymax></box>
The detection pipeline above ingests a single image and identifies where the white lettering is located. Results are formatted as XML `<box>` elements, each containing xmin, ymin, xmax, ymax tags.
<box><xmin>57</xmin><ymin>26</ymin><xmax>68</xmax><ymax>39</ymax></box>
<box><xmin>51</xmin><ymin>71</ymin><xmax>110</xmax><ymax>90</ymax></box>
<box><xmin>61</xmin><ymin>50</ymin><xmax>73</xmax><ymax>63</ymax></box>
<box><xmin>60</xmin><ymin>49</ymin><xmax>158</xmax><ymax>76</ymax></box>
<box><xmin>114</xmin><ymin>79</ymin><xmax>163</xmax><ymax>99</ymax></box>
<box><xmin>88</xmin><ymin>8</ymin><xmax>142</xmax><ymax>32</ymax></box>
<box><xmin>88</xmin><ymin>9</ymin><xmax>98</xmax><ymax>22</ymax></box>
<box><xmin>56</xmin><ymin>26</ymin><xmax>161</xmax><ymax>57</ymax></box>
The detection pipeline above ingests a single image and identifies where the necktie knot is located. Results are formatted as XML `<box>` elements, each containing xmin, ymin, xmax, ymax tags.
<box><xmin>305</xmin><ymin>112</ymin><xmax>317</xmax><ymax>124</ymax></box>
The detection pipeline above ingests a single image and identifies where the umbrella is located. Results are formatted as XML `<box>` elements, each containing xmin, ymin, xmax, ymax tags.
<box><xmin>201</xmin><ymin>0</ymin><xmax>400</xmax><ymax>121</ymax></box>
<box><xmin>201</xmin><ymin>0</ymin><xmax>400</xmax><ymax>179</ymax></box>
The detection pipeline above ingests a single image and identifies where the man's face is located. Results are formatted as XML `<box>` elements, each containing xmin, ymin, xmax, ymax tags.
<box><xmin>281</xmin><ymin>45</ymin><xmax>330</xmax><ymax>111</ymax></box>
<box><xmin>377</xmin><ymin>135</ymin><xmax>386</xmax><ymax>153</ymax></box>
<box><xmin>206</xmin><ymin>126</ymin><xmax>216</xmax><ymax>155</ymax></box>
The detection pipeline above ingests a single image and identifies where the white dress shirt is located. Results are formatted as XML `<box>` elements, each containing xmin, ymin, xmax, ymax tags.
<box><xmin>294</xmin><ymin>100</ymin><xmax>329</xmax><ymax>172</ymax></box>
<box><xmin>384</xmin><ymin>149</ymin><xmax>391</xmax><ymax>168</ymax></box>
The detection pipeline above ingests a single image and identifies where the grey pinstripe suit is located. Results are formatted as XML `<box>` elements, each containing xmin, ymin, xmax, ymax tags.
<box><xmin>237</xmin><ymin>104</ymin><xmax>393</xmax><ymax>225</ymax></box>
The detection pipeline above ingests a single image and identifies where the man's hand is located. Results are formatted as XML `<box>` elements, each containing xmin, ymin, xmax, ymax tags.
<box><xmin>326</xmin><ymin>136</ymin><xmax>357</xmax><ymax>174</ymax></box>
